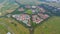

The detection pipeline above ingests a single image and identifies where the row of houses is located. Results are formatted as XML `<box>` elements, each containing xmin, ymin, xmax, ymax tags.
<box><xmin>38</xmin><ymin>13</ymin><xmax>49</xmax><ymax>19</ymax></box>
<box><xmin>32</xmin><ymin>13</ymin><xmax>49</xmax><ymax>24</ymax></box>
<box><xmin>32</xmin><ymin>15</ymin><xmax>43</xmax><ymax>24</ymax></box>
<box><xmin>12</xmin><ymin>14</ymin><xmax>31</xmax><ymax>26</ymax></box>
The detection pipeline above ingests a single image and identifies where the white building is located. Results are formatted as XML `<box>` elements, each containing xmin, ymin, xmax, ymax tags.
<box><xmin>32</xmin><ymin>6</ymin><xmax>36</xmax><ymax>8</ymax></box>
<box><xmin>7</xmin><ymin>32</ymin><xmax>11</xmax><ymax>34</ymax></box>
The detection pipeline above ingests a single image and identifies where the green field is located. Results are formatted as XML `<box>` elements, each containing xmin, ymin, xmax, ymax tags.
<box><xmin>25</xmin><ymin>9</ymin><xmax>32</xmax><ymax>14</ymax></box>
<box><xmin>0</xmin><ymin>17</ymin><xmax>29</xmax><ymax>34</ymax></box>
<box><xmin>0</xmin><ymin>24</ymin><xmax>9</xmax><ymax>34</ymax></box>
<box><xmin>34</xmin><ymin>16</ymin><xmax>60</xmax><ymax>34</ymax></box>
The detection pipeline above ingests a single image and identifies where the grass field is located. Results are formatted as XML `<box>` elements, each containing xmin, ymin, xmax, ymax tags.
<box><xmin>0</xmin><ymin>17</ymin><xmax>29</xmax><ymax>34</ymax></box>
<box><xmin>0</xmin><ymin>24</ymin><xmax>9</xmax><ymax>34</ymax></box>
<box><xmin>34</xmin><ymin>16</ymin><xmax>60</xmax><ymax>34</ymax></box>
<box><xmin>25</xmin><ymin>9</ymin><xmax>32</xmax><ymax>14</ymax></box>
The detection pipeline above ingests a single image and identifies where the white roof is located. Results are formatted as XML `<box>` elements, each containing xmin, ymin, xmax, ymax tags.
<box><xmin>32</xmin><ymin>6</ymin><xmax>36</xmax><ymax>8</ymax></box>
<box><xmin>12</xmin><ymin>15</ymin><xmax>16</xmax><ymax>17</ymax></box>
<box><xmin>7</xmin><ymin>32</ymin><xmax>11</xmax><ymax>34</ymax></box>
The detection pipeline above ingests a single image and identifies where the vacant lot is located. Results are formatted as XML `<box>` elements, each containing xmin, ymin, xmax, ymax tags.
<box><xmin>34</xmin><ymin>16</ymin><xmax>60</xmax><ymax>34</ymax></box>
